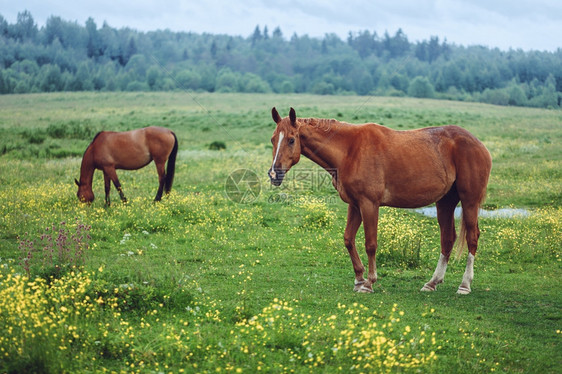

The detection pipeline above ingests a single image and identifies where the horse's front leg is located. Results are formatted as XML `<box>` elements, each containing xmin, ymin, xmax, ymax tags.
<box><xmin>357</xmin><ymin>201</ymin><xmax>380</xmax><ymax>293</ymax></box>
<box><xmin>103</xmin><ymin>172</ymin><xmax>111</xmax><ymax>206</ymax></box>
<box><xmin>104</xmin><ymin>167</ymin><xmax>127</xmax><ymax>203</ymax></box>
<box><xmin>343</xmin><ymin>205</ymin><xmax>365</xmax><ymax>291</ymax></box>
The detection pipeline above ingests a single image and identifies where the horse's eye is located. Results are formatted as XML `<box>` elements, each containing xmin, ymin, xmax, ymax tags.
<box><xmin>288</xmin><ymin>138</ymin><xmax>295</xmax><ymax>145</ymax></box>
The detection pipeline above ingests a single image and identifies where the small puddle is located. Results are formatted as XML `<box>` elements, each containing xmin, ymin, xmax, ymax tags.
<box><xmin>413</xmin><ymin>207</ymin><xmax>530</xmax><ymax>219</ymax></box>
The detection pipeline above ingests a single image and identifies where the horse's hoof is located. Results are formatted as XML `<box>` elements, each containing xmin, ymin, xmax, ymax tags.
<box><xmin>457</xmin><ymin>286</ymin><xmax>471</xmax><ymax>295</ymax></box>
<box><xmin>356</xmin><ymin>284</ymin><xmax>373</xmax><ymax>293</ymax></box>
<box><xmin>421</xmin><ymin>284</ymin><xmax>436</xmax><ymax>292</ymax></box>
<box><xmin>353</xmin><ymin>280</ymin><xmax>366</xmax><ymax>292</ymax></box>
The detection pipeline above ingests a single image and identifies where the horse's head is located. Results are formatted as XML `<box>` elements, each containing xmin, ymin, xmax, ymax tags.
<box><xmin>75</xmin><ymin>179</ymin><xmax>94</xmax><ymax>203</ymax></box>
<box><xmin>268</xmin><ymin>107</ymin><xmax>302</xmax><ymax>186</ymax></box>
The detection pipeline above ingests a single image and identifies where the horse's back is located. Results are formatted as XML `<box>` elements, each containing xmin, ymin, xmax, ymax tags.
<box><xmin>349</xmin><ymin>123</ymin><xmax>490</xmax><ymax>207</ymax></box>
<box><xmin>91</xmin><ymin>127</ymin><xmax>175</xmax><ymax>170</ymax></box>
<box><xmin>420</xmin><ymin>125</ymin><xmax>491</xmax><ymax>170</ymax></box>
<box><xmin>407</xmin><ymin>124</ymin><xmax>491</xmax><ymax>204</ymax></box>
<box><xmin>398</xmin><ymin>125</ymin><xmax>490</xmax><ymax>168</ymax></box>
<box><xmin>412</xmin><ymin>124</ymin><xmax>492</xmax><ymax>186</ymax></box>
<box><xmin>144</xmin><ymin>126</ymin><xmax>175</xmax><ymax>138</ymax></box>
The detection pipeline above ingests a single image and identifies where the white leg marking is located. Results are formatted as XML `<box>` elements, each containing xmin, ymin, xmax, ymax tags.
<box><xmin>353</xmin><ymin>278</ymin><xmax>366</xmax><ymax>292</ymax></box>
<box><xmin>358</xmin><ymin>284</ymin><xmax>374</xmax><ymax>293</ymax></box>
<box><xmin>457</xmin><ymin>253</ymin><xmax>475</xmax><ymax>295</ymax></box>
<box><xmin>269</xmin><ymin>132</ymin><xmax>284</xmax><ymax>179</ymax></box>
<box><xmin>421</xmin><ymin>253</ymin><xmax>448</xmax><ymax>291</ymax></box>
<box><xmin>356</xmin><ymin>268</ymin><xmax>376</xmax><ymax>293</ymax></box>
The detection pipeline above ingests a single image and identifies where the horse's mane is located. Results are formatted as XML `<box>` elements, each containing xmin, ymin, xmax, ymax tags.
<box><xmin>82</xmin><ymin>131</ymin><xmax>103</xmax><ymax>157</ymax></box>
<box><xmin>302</xmin><ymin>118</ymin><xmax>353</xmax><ymax>132</ymax></box>
<box><xmin>90</xmin><ymin>131</ymin><xmax>103</xmax><ymax>144</ymax></box>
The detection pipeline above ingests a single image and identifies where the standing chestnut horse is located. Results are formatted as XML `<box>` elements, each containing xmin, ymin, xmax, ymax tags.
<box><xmin>268</xmin><ymin>108</ymin><xmax>491</xmax><ymax>294</ymax></box>
<box><xmin>75</xmin><ymin>126</ymin><xmax>178</xmax><ymax>205</ymax></box>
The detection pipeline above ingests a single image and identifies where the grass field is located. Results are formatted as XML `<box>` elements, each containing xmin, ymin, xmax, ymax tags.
<box><xmin>0</xmin><ymin>92</ymin><xmax>560</xmax><ymax>373</ymax></box>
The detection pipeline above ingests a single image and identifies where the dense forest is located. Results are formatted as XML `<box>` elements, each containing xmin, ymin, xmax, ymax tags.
<box><xmin>1</xmin><ymin>10</ymin><xmax>561</xmax><ymax>108</ymax></box>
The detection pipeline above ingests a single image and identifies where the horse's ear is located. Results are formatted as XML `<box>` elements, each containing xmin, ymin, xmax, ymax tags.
<box><xmin>272</xmin><ymin>107</ymin><xmax>281</xmax><ymax>124</ymax></box>
<box><xmin>289</xmin><ymin>107</ymin><xmax>296</xmax><ymax>127</ymax></box>
<box><xmin>75</xmin><ymin>178</ymin><xmax>81</xmax><ymax>187</ymax></box>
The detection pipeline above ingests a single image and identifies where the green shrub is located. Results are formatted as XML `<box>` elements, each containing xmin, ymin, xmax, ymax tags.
<box><xmin>209</xmin><ymin>140</ymin><xmax>226</xmax><ymax>150</ymax></box>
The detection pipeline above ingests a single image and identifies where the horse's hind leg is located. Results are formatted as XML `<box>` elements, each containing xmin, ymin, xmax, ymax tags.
<box><xmin>453</xmin><ymin>137</ymin><xmax>491</xmax><ymax>294</ymax></box>
<box><xmin>422</xmin><ymin>188</ymin><xmax>459</xmax><ymax>291</ymax></box>
<box><xmin>153</xmin><ymin>161</ymin><xmax>166</xmax><ymax>201</ymax></box>
<box><xmin>457</xmin><ymin>202</ymin><xmax>480</xmax><ymax>295</ymax></box>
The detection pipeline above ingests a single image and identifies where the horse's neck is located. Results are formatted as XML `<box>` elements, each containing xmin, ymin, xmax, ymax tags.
<box><xmin>79</xmin><ymin>146</ymin><xmax>95</xmax><ymax>185</ymax></box>
<box><xmin>299</xmin><ymin>119</ymin><xmax>349</xmax><ymax>172</ymax></box>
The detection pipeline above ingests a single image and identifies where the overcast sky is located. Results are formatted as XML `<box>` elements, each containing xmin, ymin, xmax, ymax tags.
<box><xmin>2</xmin><ymin>0</ymin><xmax>561</xmax><ymax>52</ymax></box>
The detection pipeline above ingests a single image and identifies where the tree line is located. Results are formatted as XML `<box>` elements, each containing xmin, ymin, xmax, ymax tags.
<box><xmin>1</xmin><ymin>10</ymin><xmax>561</xmax><ymax>108</ymax></box>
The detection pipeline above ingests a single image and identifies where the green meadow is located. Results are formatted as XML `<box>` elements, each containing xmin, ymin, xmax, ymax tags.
<box><xmin>0</xmin><ymin>92</ymin><xmax>560</xmax><ymax>373</ymax></box>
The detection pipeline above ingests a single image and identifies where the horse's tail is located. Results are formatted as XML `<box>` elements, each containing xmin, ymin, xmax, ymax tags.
<box><xmin>164</xmin><ymin>132</ymin><xmax>178</xmax><ymax>194</ymax></box>
<box><xmin>454</xmin><ymin>190</ymin><xmax>487</xmax><ymax>260</ymax></box>
<box><xmin>455</xmin><ymin>217</ymin><xmax>468</xmax><ymax>260</ymax></box>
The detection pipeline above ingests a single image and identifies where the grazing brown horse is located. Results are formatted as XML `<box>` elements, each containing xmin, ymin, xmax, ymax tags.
<box><xmin>268</xmin><ymin>108</ymin><xmax>491</xmax><ymax>294</ymax></box>
<box><xmin>75</xmin><ymin>126</ymin><xmax>178</xmax><ymax>205</ymax></box>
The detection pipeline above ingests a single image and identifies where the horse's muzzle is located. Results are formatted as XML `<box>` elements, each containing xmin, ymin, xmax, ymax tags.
<box><xmin>268</xmin><ymin>167</ymin><xmax>285</xmax><ymax>186</ymax></box>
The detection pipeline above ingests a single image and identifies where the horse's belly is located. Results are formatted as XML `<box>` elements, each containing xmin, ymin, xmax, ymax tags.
<box><xmin>117</xmin><ymin>159</ymin><xmax>152</xmax><ymax>170</ymax></box>
<box><xmin>114</xmin><ymin>152</ymin><xmax>152</xmax><ymax>170</ymax></box>
<box><xmin>381</xmin><ymin>180</ymin><xmax>452</xmax><ymax>208</ymax></box>
<box><xmin>382</xmin><ymin>194</ymin><xmax>443</xmax><ymax>209</ymax></box>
